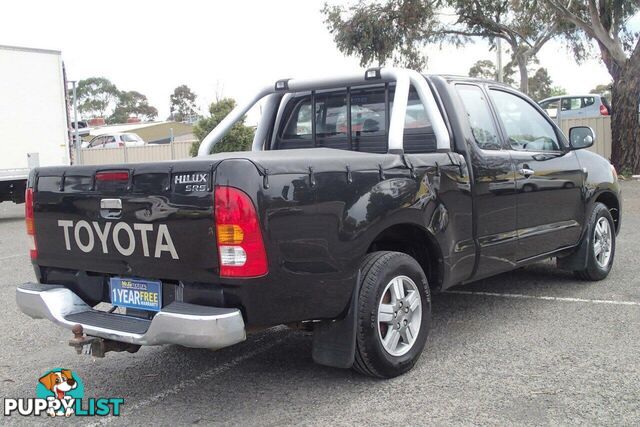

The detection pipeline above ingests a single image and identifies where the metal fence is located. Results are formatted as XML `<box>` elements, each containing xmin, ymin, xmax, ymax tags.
<box><xmin>559</xmin><ymin>116</ymin><xmax>612</xmax><ymax>159</ymax></box>
<box><xmin>77</xmin><ymin>140</ymin><xmax>195</xmax><ymax>165</ymax></box>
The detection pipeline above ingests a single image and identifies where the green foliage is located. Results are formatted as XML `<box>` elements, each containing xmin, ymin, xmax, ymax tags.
<box><xmin>323</xmin><ymin>0</ymin><xmax>437</xmax><ymax>69</ymax></box>
<box><xmin>323</xmin><ymin>0</ymin><xmax>575</xmax><ymax>93</ymax></box>
<box><xmin>468</xmin><ymin>59</ymin><xmax>516</xmax><ymax>85</ymax></box>
<box><xmin>543</xmin><ymin>0</ymin><xmax>640</xmax><ymax>173</ymax></box>
<box><xmin>190</xmin><ymin>98</ymin><xmax>255</xmax><ymax>156</ymax></box>
<box><xmin>108</xmin><ymin>91</ymin><xmax>158</xmax><ymax>124</ymax></box>
<box><xmin>527</xmin><ymin>68</ymin><xmax>554</xmax><ymax>101</ymax></box>
<box><xmin>549</xmin><ymin>86</ymin><xmax>567</xmax><ymax>97</ymax></box>
<box><xmin>74</xmin><ymin>77</ymin><xmax>119</xmax><ymax>118</ymax></box>
<box><xmin>169</xmin><ymin>85</ymin><xmax>198</xmax><ymax>122</ymax></box>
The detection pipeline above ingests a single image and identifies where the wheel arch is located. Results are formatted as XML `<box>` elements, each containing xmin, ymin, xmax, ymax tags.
<box><xmin>366</xmin><ymin>223</ymin><xmax>444</xmax><ymax>292</ymax></box>
<box><xmin>594</xmin><ymin>190</ymin><xmax>620</xmax><ymax>233</ymax></box>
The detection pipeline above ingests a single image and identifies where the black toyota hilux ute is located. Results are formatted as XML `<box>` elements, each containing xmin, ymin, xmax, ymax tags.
<box><xmin>17</xmin><ymin>69</ymin><xmax>621</xmax><ymax>378</ymax></box>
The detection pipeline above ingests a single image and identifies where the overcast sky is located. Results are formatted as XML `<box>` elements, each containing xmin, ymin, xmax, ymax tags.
<box><xmin>2</xmin><ymin>0</ymin><xmax>638</xmax><ymax>122</ymax></box>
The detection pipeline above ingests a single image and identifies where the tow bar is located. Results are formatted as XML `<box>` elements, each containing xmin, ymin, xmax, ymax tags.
<box><xmin>68</xmin><ymin>324</ymin><xmax>140</xmax><ymax>357</ymax></box>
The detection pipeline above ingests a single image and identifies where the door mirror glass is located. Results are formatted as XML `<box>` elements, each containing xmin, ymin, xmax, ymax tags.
<box><xmin>569</xmin><ymin>126</ymin><xmax>595</xmax><ymax>149</ymax></box>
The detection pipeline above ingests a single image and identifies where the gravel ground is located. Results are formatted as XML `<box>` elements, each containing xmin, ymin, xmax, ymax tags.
<box><xmin>1</xmin><ymin>181</ymin><xmax>639</xmax><ymax>426</ymax></box>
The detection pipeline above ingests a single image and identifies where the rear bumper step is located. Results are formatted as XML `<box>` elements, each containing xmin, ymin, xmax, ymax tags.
<box><xmin>16</xmin><ymin>283</ymin><xmax>246</xmax><ymax>349</ymax></box>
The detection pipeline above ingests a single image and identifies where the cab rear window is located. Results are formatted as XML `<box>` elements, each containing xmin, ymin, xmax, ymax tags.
<box><xmin>276</xmin><ymin>85</ymin><xmax>436</xmax><ymax>154</ymax></box>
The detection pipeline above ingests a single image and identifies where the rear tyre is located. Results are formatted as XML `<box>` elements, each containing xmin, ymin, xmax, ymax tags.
<box><xmin>352</xmin><ymin>251</ymin><xmax>431</xmax><ymax>378</ymax></box>
<box><xmin>574</xmin><ymin>202</ymin><xmax>616</xmax><ymax>281</ymax></box>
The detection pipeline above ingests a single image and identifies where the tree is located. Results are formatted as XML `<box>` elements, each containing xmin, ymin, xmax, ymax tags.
<box><xmin>543</xmin><ymin>0</ymin><xmax>640</xmax><ymax>174</ymax></box>
<box><xmin>528</xmin><ymin>67</ymin><xmax>558</xmax><ymax>101</ymax></box>
<box><xmin>323</xmin><ymin>0</ymin><xmax>574</xmax><ymax>93</ymax></box>
<box><xmin>108</xmin><ymin>91</ymin><xmax>158</xmax><ymax>124</ymax></box>
<box><xmin>169</xmin><ymin>85</ymin><xmax>198</xmax><ymax>122</ymax></box>
<box><xmin>468</xmin><ymin>59</ymin><xmax>516</xmax><ymax>85</ymax></box>
<box><xmin>75</xmin><ymin>77</ymin><xmax>119</xmax><ymax>118</ymax></box>
<box><xmin>590</xmin><ymin>83</ymin><xmax>613</xmax><ymax>100</ymax></box>
<box><xmin>190</xmin><ymin>98</ymin><xmax>255</xmax><ymax>156</ymax></box>
<box><xmin>467</xmin><ymin>60</ymin><xmax>564</xmax><ymax>100</ymax></box>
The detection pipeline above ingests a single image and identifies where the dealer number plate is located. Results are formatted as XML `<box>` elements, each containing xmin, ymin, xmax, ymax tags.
<box><xmin>109</xmin><ymin>277</ymin><xmax>162</xmax><ymax>312</ymax></box>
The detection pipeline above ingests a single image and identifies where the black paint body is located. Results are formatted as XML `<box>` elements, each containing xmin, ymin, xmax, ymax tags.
<box><xmin>28</xmin><ymin>76</ymin><xmax>621</xmax><ymax>327</ymax></box>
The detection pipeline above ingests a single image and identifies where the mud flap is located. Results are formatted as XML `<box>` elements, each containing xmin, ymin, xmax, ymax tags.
<box><xmin>557</xmin><ymin>224</ymin><xmax>590</xmax><ymax>271</ymax></box>
<box><xmin>311</xmin><ymin>271</ymin><xmax>360</xmax><ymax>369</ymax></box>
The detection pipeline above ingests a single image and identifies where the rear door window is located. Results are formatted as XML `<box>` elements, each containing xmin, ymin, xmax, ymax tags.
<box><xmin>455</xmin><ymin>84</ymin><xmax>502</xmax><ymax>150</ymax></box>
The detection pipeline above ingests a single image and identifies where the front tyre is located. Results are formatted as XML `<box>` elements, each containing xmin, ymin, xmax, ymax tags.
<box><xmin>353</xmin><ymin>251</ymin><xmax>431</xmax><ymax>378</ymax></box>
<box><xmin>574</xmin><ymin>202</ymin><xmax>616</xmax><ymax>281</ymax></box>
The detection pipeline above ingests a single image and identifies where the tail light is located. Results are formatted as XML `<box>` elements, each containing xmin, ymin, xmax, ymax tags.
<box><xmin>25</xmin><ymin>188</ymin><xmax>37</xmax><ymax>260</ymax></box>
<box><xmin>600</xmin><ymin>104</ymin><xmax>609</xmax><ymax>115</ymax></box>
<box><xmin>214</xmin><ymin>186</ymin><xmax>268</xmax><ymax>278</ymax></box>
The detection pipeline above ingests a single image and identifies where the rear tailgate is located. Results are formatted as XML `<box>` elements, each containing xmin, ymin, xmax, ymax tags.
<box><xmin>32</xmin><ymin>161</ymin><xmax>220</xmax><ymax>283</ymax></box>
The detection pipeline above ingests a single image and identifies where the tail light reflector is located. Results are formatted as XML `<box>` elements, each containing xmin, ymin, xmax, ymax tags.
<box><xmin>214</xmin><ymin>186</ymin><xmax>267</xmax><ymax>278</ymax></box>
<box><xmin>600</xmin><ymin>104</ymin><xmax>609</xmax><ymax>115</ymax></box>
<box><xmin>25</xmin><ymin>188</ymin><xmax>37</xmax><ymax>260</ymax></box>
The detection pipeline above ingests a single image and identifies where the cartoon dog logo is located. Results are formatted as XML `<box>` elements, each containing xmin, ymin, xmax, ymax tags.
<box><xmin>38</xmin><ymin>369</ymin><xmax>77</xmax><ymax>417</ymax></box>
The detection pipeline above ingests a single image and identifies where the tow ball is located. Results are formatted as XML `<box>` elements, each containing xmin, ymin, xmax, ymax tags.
<box><xmin>68</xmin><ymin>324</ymin><xmax>140</xmax><ymax>357</ymax></box>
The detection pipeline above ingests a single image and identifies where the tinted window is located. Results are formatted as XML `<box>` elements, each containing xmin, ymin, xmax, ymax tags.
<box><xmin>281</xmin><ymin>99</ymin><xmax>312</xmax><ymax>139</ymax></box>
<box><xmin>277</xmin><ymin>85</ymin><xmax>436</xmax><ymax>153</ymax></box>
<box><xmin>315</xmin><ymin>91</ymin><xmax>347</xmax><ymax>138</ymax></box>
<box><xmin>350</xmin><ymin>87</ymin><xmax>386</xmax><ymax>136</ymax></box>
<box><xmin>455</xmin><ymin>85</ymin><xmax>501</xmax><ymax>150</ymax></box>
<box><xmin>582</xmin><ymin>97</ymin><xmax>595</xmax><ymax>107</ymax></box>
<box><xmin>490</xmin><ymin>89</ymin><xmax>561</xmax><ymax>151</ymax></box>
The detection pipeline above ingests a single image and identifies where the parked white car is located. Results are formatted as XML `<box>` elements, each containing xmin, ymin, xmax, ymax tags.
<box><xmin>538</xmin><ymin>94</ymin><xmax>611</xmax><ymax>124</ymax></box>
<box><xmin>84</xmin><ymin>133</ymin><xmax>145</xmax><ymax>149</ymax></box>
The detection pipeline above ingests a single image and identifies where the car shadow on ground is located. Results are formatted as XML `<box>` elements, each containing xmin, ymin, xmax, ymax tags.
<box><xmin>75</xmin><ymin>259</ymin><xmax>611</xmax><ymax>419</ymax></box>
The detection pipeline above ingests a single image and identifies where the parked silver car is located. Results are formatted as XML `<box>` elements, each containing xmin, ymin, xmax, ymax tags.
<box><xmin>539</xmin><ymin>94</ymin><xmax>611</xmax><ymax>123</ymax></box>
<box><xmin>84</xmin><ymin>132</ymin><xmax>145</xmax><ymax>149</ymax></box>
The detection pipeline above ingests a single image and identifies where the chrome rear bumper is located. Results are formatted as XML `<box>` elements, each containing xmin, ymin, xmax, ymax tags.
<box><xmin>16</xmin><ymin>283</ymin><xmax>246</xmax><ymax>350</ymax></box>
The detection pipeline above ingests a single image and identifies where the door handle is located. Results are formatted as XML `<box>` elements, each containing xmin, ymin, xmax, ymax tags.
<box><xmin>519</xmin><ymin>168</ymin><xmax>535</xmax><ymax>177</ymax></box>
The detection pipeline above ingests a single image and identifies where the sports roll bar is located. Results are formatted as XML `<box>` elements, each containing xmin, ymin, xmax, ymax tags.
<box><xmin>197</xmin><ymin>68</ymin><xmax>450</xmax><ymax>157</ymax></box>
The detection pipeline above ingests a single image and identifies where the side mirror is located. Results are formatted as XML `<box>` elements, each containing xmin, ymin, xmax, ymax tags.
<box><xmin>569</xmin><ymin>126</ymin><xmax>595</xmax><ymax>150</ymax></box>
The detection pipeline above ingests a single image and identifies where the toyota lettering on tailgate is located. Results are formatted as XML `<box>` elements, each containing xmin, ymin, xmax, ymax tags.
<box><xmin>57</xmin><ymin>220</ymin><xmax>179</xmax><ymax>259</ymax></box>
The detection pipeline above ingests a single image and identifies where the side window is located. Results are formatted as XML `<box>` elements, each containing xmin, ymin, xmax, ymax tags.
<box><xmin>490</xmin><ymin>89</ymin><xmax>561</xmax><ymax>152</ymax></box>
<box><xmin>540</xmin><ymin>99</ymin><xmax>559</xmax><ymax>118</ymax></box>
<box><xmin>89</xmin><ymin>137</ymin><xmax>103</xmax><ymax>148</ymax></box>
<box><xmin>582</xmin><ymin>97</ymin><xmax>595</xmax><ymax>107</ymax></box>
<box><xmin>561</xmin><ymin>97</ymin><xmax>581</xmax><ymax>111</ymax></box>
<box><xmin>455</xmin><ymin>84</ymin><xmax>501</xmax><ymax>150</ymax></box>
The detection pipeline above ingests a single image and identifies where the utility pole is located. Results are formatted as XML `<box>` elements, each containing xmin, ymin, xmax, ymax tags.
<box><xmin>69</xmin><ymin>80</ymin><xmax>81</xmax><ymax>165</ymax></box>
<box><xmin>496</xmin><ymin>38</ymin><xmax>503</xmax><ymax>83</ymax></box>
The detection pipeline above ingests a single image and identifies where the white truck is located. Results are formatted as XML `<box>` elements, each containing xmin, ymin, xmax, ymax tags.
<box><xmin>0</xmin><ymin>45</ymin><xmax>70</xmax><ymax>204</ymax></box>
